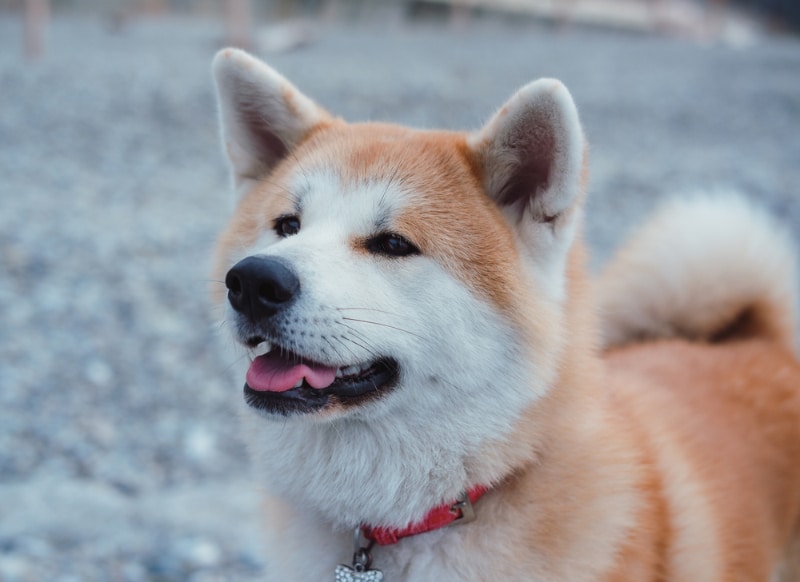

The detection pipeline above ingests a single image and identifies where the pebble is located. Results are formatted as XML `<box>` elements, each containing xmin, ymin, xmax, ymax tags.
<box><xmin>1</xmin><ymin>12</ymin><xmax>798</xmax><ymax>582</ymax></box>
<box><xmin>178</xmin><ymin>538</ymin><xmax>224</xmax><ymax>569</ymax></box>
<box><xmin>184</xmin><ymin>426</ymin><xmax>218</xmax><ymax>465</ymax></box>
<box><xmin>0</xmin><ymin>556</ymin><xmax>30</xmax><ymax>581</ymax></box>
<box><xmin>85</xmin><ymin>358</ymin><xmax>114</xmax><ymax>387</ymax></box>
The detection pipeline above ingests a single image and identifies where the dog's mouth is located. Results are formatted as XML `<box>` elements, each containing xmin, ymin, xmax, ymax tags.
<box><xmin>243</xmin><ymin>346</ymin><xmax>399</xmax><ymax>415</ymax></box>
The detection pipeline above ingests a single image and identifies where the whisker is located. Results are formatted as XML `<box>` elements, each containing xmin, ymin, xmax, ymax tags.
<box><xmin>323</xmin><ymin>336</ymin><xmax>349</xmax><ymax>362</ymax></box>
<box><xmin>338</xmin><ymin>335</ymin><xmax>380</xmax><ymax>361</ymax></box>
<box><xmin>335</xmin><ymin>307</ymin><xmax>400</xmax><ymax>317</ymax></box>
<box><xmin>338</xmin><ymin>324</ymin><xmax>382</xmax><ymax>355</ymax></box>
<box><xmin>332</xmin><ymin>336</ymin><xmax>363</xmax><ymax>362</ymax></box>
<box><xmin>340</xmin><ymin>317</ymin><xmax>424</xmax><ymax>339</ymax></box>
<box><xmin>337</xmin><ymin>324</ymin><xmax>383</xmax><ymax>357</ymax></box>
<box><xmin>379</xmin><ymin>165</ymin><xmax>403</xmax><ymax>209</ymax></box>
<box><xmin>222</xmin><ymin>352</ymin><xmax>249</xmax><ymax>375</ymax></box>
<box><xmin>335</xmin><ymin>321</ymin><xmax>382</xmax><ymax>355</ymax></box>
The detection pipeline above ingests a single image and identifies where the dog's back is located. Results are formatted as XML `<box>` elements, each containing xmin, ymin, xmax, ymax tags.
<box><xmin>599</xmin><ymin>196</ymin><xmax>800</xmax><ymax>580</ymax></box>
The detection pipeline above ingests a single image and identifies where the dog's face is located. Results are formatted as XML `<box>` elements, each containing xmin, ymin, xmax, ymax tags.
<box><xmin>211</xmin><ymin>49</ymin><xmax>586</xmax><ymax>430</ymax></box>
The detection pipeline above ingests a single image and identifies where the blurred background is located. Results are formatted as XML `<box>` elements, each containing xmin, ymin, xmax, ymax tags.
<box><xmin>0</xmin><ymin>0</ymin><xmax>798</xmax><ymax>580</ymax></box>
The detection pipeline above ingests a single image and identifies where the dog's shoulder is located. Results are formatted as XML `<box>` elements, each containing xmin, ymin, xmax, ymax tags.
<box><xmin>605</xmin><ymin>338</ymin><xmax>800</xmax><ymax>580</ymax></box>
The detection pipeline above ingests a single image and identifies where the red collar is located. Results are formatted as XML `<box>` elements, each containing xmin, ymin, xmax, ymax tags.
<box><xmin>361</xmin><ymin>485</ymin><xmax>489</xmax><ymax>546</ymax></box>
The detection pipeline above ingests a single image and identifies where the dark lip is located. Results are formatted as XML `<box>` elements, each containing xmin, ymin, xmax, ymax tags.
<box><xmin>243</xmin><ymin>357</ymin><xmax>399</xmax><ymax>416</ymax></box>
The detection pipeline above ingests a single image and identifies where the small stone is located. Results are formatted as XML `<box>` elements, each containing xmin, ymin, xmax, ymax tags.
<box><xmin>119</xmin><ymin>562</ymin><xmax>148</xmax><ymax>581</ymax></box>
<box><xmin>179</xmin><ymin>538</ymin><xmax>222</xmax><ymax>569</ymax></box>
<box><xmin>85</xmin><ymin>359</ymin><xmax>113</xmax><ymax>386</ymax></box>
<box><xmin>184</xmin><ymin>426</ymin><xmax>217</xmax><ymax>465</ymax></box>
<box><xmin>14</xmin><ymin>536</ymin><xmax>51</xmax><ymax>559</ymax></box>
<box><xmin>0</xmin><ymin>555</ymin><xmax>31</xmax><ymax>581</ymax></box>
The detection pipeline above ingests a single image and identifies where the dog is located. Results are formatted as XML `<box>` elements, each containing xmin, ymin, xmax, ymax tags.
<box><xmin>209</xmin><ymin>48</ymin><xmax>800</xmax><ymax>581</ymax></box>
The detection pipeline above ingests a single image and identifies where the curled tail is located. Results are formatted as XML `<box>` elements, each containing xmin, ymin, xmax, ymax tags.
<box><xmin>597</xmin><ymin>194</ymin><xmax>798</xmax><ymax>352</ymax></box>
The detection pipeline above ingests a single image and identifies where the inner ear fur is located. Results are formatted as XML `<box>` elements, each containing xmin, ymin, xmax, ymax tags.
<box><xmin>469</xmin><ymin>79</ymin><xmax>585</xmax><ymax>224</ymax></box>
<box><xmin>212</xmin><ymin>48</ymin><xmax>331</xmax><ymax>190</ymax></box>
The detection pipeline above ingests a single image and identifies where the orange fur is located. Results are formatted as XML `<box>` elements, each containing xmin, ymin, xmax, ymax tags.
<box><xmin>213</xmin><ymin>123</ymin><xmax>800</xmax><ymax>577</ymax></box>
<box><xmin>608</xmin><ymin>339</ymin><xmax>800</xmax><ymax>580</ymax></box>
<box><xmin>211</xmin><ymin>53</ymin><xmax>800</xmax><ymax>579</ymax></box>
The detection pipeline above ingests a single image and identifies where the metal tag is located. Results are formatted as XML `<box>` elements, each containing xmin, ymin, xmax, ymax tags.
<box><xmin>334</xmin><ymin>564</ymin><xmax>384</xmax><ymax>582</ymax></box>
<box><xmin>336</xmin><ymin>526</ymin><xmax>384</xmax><ymax>581</ymax></box>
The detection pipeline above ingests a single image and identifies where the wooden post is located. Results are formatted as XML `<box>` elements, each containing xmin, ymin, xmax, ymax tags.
<box><xmin>554</xmin><ymin>0</ymin><xmax>577</xmax><ymax>30</ymax></box>
<box><xmin>450</xmin><ymin>0</ymin><xmax>472</xmax><ymax>29</ymax></box>
<box><xmin>226</xmin><ymin>0</ymin><xmax>254</xmax><ymax>50</ymax></box>
<box><xmin>24</xmin><ymin>0</ymin><xmax>49</xmax><ymax>60</ymax></box>
<box><xmin>708</xmin><ymin>0</ymin><xmax>728</xmax><ymax>37</ymax></box>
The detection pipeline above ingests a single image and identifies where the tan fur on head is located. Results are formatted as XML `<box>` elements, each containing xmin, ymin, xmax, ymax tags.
<box><xmin>597</xmin><ymin>194</ymin><xmax>799</xmax><ymax>352</ymax></box>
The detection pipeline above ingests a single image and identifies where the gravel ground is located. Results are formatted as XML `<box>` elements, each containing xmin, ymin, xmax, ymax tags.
<box><xmin>1</xmin><ymin>13</ymin><xmax>799</xmax><ymax>581</ymax></box>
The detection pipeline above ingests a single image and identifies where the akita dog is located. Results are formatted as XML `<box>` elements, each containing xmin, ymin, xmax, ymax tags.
<box><xmin>210</xmin><ymin>48</ymin><xmax>800</xmax><ymax>581</ymax></box>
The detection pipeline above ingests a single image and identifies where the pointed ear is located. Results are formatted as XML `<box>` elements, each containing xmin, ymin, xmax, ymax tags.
<box><xmin>469</xmin><ymin>79</ymin><xmax>585</xmax><ymax>228</ymax></box>
<box><xmin>212</xmin><ymin>48</ymin><xmax>330</xmax><ymax>194</ymax></box>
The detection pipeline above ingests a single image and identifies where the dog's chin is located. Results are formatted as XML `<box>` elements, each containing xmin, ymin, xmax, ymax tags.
<box><xmin>243</xmin><ymin>357</ymin><xmax>400</xmax><ymax>417</ymax></box>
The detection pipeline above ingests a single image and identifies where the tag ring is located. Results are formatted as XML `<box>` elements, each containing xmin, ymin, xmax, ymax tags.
<box><xmin>352</xmin><ymin>527</ymin><xmax>376</xmax><ymax>572</ymax></box>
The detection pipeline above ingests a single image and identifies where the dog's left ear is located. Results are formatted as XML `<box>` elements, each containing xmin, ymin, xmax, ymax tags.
<box><xmin>469</xmin><ymin>79</ymin><xmax>585</xmax><ymax>239</ymax></box>
<box><xmin>212</xmin><ymin>48</ymin><xmax>331</xmax><ymax>197</ymax></box>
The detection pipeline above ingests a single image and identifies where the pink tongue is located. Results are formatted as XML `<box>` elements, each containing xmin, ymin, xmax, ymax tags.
<box><xmin>246</xmin><ymin>352</ymin><xmax>338</xmax><ymax>393</ymax></box>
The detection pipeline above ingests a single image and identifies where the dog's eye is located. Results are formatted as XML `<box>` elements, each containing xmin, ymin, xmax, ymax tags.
<box><xmin>367</xmin><ymin>233</ymin><xmax>420</xmax><ymax>258</ymax></box>
<box><xmin>275</xmin><ymin>215</ymin><xmax>301</xmax><ymax>237</ymax></box>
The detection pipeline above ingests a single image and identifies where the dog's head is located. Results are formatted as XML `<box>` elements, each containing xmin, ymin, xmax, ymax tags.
<box><xmin>211</xmin><ymin>49</ymin><xmax>586</xmax><ymax>429</ymax></box>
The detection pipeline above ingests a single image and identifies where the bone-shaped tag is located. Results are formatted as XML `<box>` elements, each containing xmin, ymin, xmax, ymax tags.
<box><xmin>334</xmin><ymin>564</ymin><xmax>384</xmax><ymax>581</ymax></box>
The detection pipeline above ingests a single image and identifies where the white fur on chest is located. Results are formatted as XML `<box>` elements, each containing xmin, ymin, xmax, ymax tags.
<box><xmin>258</xmin><ymin>504</ymin><xmax>490</xmax><ymax>582</ymax></box>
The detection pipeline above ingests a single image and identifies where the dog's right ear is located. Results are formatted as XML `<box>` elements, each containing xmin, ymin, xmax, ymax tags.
<box><xmin>212</xmin><ymin>48</ymin><xmax>330</xmax><ymax>196</ymax></box>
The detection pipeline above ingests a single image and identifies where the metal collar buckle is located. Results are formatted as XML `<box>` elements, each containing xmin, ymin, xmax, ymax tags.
<box><xmin>449</xmin><ymin>490</ymin><xmax>476</xmax><ymax>525</ymax></box>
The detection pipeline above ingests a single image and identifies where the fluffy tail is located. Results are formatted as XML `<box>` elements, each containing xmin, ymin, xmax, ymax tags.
<box><xmin>597</xmin><ymin>194</ymin><xmax>798</xmax><ymax>352</ymax></box>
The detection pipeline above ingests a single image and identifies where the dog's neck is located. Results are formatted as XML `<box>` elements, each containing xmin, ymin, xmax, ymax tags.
<box><xmin>241</xmin><ymin>391</ymin><xmax>526</xmax><ymax>530</ymax></box>
<box><xmin>361</xmin><ymin>484</ymin><xmax>489</xmax><ymax>545</ymax></box>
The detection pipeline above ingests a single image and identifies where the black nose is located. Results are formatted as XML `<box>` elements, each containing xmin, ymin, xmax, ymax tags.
<box><xmin>225</xmin><ymin>256</ymin><xmax>300</xmax><ymax>321</ymax></box>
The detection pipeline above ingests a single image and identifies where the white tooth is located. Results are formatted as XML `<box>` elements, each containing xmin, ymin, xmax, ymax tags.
<box><xmin>341</xmin><ymin>365</ymin><xmax>361</xmax><ymax>377</ymax></box>
<box><xmin>335</xmin><ymin>368</ymin><xmax>344</xmax><ymax>379</ymax></box>
<box><xmin>254</xmin><ymin>341</ymin><xmax>272</xmax><ymax>357</ymax></box>
<box><xmin>292</xmin><ymin>379</ymin><xmax>303</xmax><ymax>389</ymax></box>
